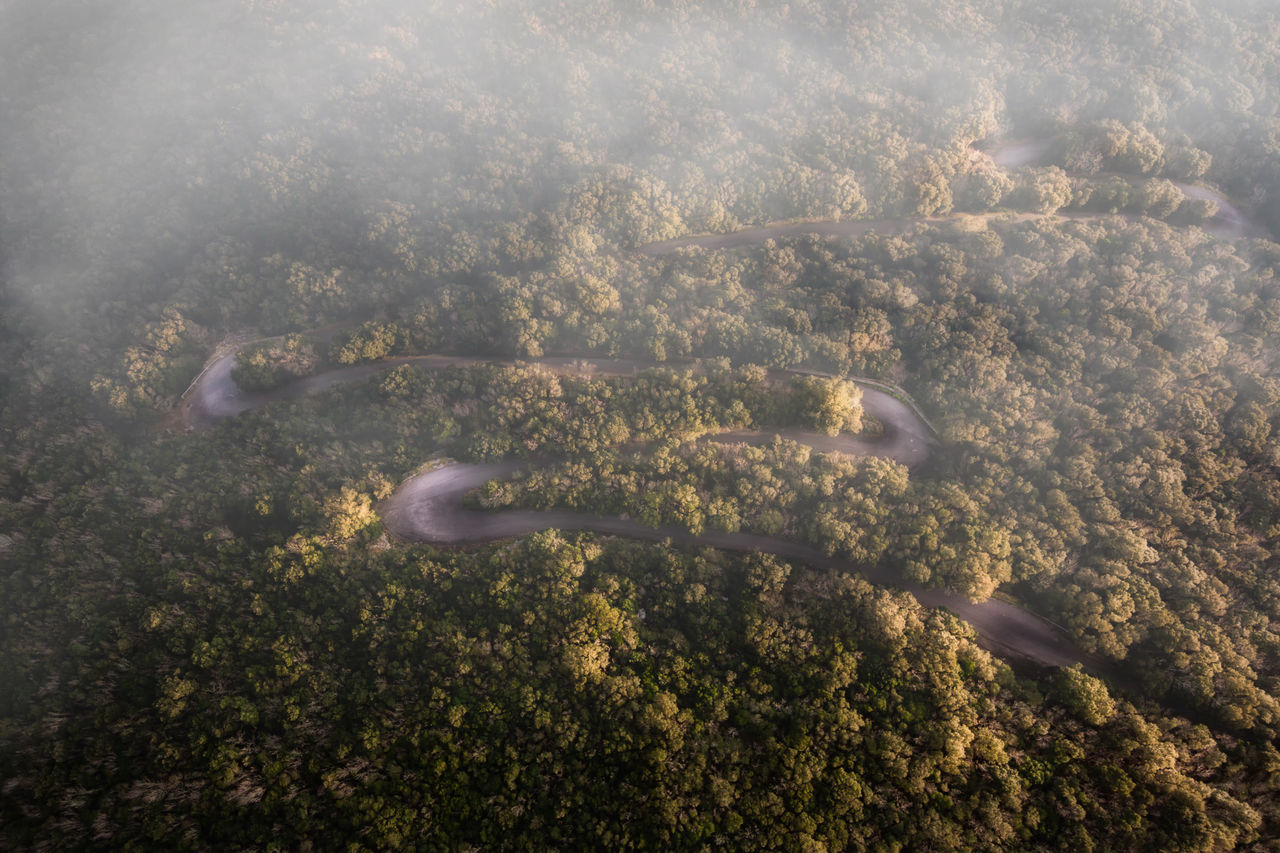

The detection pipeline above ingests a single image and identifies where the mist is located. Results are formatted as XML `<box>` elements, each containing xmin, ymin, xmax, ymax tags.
<box><xmin>9</xmin><ymin>0</ymin><xmax>1266</xmax><ymax>331</ymax></box>
<box><xmin>6</xmin><ymin>1</ymin><xmax>1280</xmax><ymax>847</ymax></box>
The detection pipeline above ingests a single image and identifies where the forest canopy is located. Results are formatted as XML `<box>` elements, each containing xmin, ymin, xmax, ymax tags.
<box><xmin>4</xmin><ymin>0</ymin><xmax>1280</xmax><ymax>849</ymax></box>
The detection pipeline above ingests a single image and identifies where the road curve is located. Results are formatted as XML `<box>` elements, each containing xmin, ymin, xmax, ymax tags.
<box><xmin>183</xmin><ymin>343</ymin><xmax>1094</xmax><ymax>668</ymax></box>
<box><xmin>638</xmin><ymin>141</ymin><xmax>1264</xmax><ymax>255</ymax></box>
<box><xmin>185</xmin><ymin>350</ymin><xmax>494</xmax><ymax>428</ymax></box>
<box><xmin>380</xmin><ymin>460</ymin><xmax>1091</xmax><ymax>671</ymax></box>
<box><xmin>637</xmin><ymin>218</ymin><xmax>929</xmax><ymax>255</ymax></box>
<box><xmin>1173</xmin><ymin>181</ymin><xmax>1266</xmax><ymax>240</ymax></box>
<box><xmin>178</xmin><ymin>143</ymin><xmax>1239</xmax><ymax>678</ymax></box>
<box><xmin>183</xmin><ymin>350</ymin><xmax>937</xmax><ymax>469</ymax></box>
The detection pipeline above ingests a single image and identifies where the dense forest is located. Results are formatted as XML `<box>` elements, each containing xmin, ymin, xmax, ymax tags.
<box><xmin>6</xmin><ymin>0</ymin><xmax>1280</xmax><ymax>849</ymax></box>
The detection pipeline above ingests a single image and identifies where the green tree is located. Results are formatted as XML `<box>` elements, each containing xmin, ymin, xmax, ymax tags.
<box><xmin>1051</xmin><ymin>664</ymin><xmax>1116</xmax><ymax>726</ymax></box>
<box><xmin>792</xmin><ymin>376</ymin><xmax>863</xmax><ymax>436</ymax></box>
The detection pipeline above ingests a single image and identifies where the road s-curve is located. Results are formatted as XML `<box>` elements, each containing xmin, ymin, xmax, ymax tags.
<box><xmin>182</xmin><ymin>349</ymin><xmax>938</xmax><ymax>468</ymax></box>
<box><xmin>185</xmin><ymin>350</ymin><xmax>497</xmax><ymax>428</ymax></box>
<box><xmin>183</xmin><ymin>342</ymin><xmax>1099</xmax><ymax>669</ymax></box>
<box><xmin>637</xmin><ymin>218</ymin><xmax>932</xmax><ymax>255</ymax></box>
<box><xmin>979</xmin><ymin>137</ymin><xmax>1265</xmax><ymax>241</ymax></box>
<box><xmin>639</xmin><ymin>139</ymin><xmax>1264</xmax><ymax>255</ymax></box>
<box><xmin>380</xmin><ymin>460</ymin><xmax>1090</xmax><ymax>671</ymax></box>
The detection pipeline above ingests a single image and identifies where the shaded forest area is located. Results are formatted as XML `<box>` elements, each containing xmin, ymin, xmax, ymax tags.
<box><xmin>6</xmin><ymin>0</ymin><xmax>1280</xmax><ymax>849</ymax></box>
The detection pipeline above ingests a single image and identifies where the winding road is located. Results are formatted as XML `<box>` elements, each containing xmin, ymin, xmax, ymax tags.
<box><xmin>193</xmin><ymin>147</ymin><xmax>1251</xmax><ymax>673</ymax></box>
<box><xmin>183</xmin><ymin>343</ymin><xmax>1103</xmax><ymax>671</ymax></box>
<box><xmin>379</xmin><ymin>460</ymin><xmax>1090</xmax><ymax>670</ymax></box>
<box><xmin>638</xmin><ymin>217</ymin><xmax>944</xmax><ymax>255</ymax></box>
<box><xmin>159</xmin><ymin>120</ymin><xmax>1280</xmax><ymax>732</ymax></box>
<box><xmin>178</xmin><ymin>136</ymin><xmax>1265</xmax><ymax>679</ymax></box>
<box><xmin>639</xmin><ymin>138</ymin><xmax>1265</xmax><ymax>254</ymax></box>
<box><xmin>184</xmin><ymin>351</ymin><xmax>936</xmax><ymax>467</ymax></box>
<box><xmin>983</xmin><ymin>137</ymin><xmax>1265</xmax><ymax>240</ymax></box>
